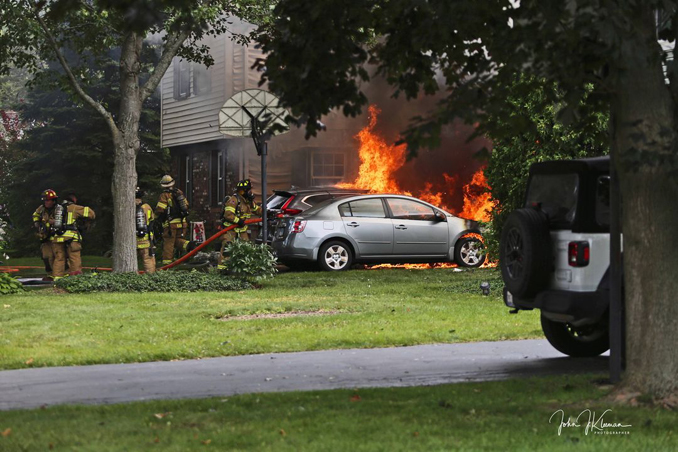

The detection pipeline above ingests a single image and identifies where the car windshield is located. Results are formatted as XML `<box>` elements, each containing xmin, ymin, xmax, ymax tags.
<box><xmin>525</xmin><ymin>173</ymin><xmax>579</xmax><ymax>228</ymax></box>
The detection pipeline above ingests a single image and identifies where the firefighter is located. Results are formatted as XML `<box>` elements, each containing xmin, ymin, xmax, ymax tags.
<box><xmin>155</xmin><ymin>175</ymin><xmax>190</xmax><ymax>265</ymax></box>
<box><xmin>32</xmin><ymin>189</ymin><xmax>58</xmax><ymax>279</ymax></box>
<box><xmin>51</xmin><ymin>193</ymin><xmax>96</xmax><ymax>278</ymax></box>
<box><xmin>135</xmin><ymin>187</ymin><xmax>156</xmax><ymax>273</ymax></box>
<box><xmin>219</xmin><ymin>179</ymin><xmax>262</xmax><ymax>265</ymax></box>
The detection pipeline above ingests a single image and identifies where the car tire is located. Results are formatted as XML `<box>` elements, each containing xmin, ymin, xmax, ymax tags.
<box><xmin>499</xmin><ymin>208</ymin><xmax>552</xmax><ymax>298</ymax></box>
<box><xmin>318</xmin><ymin>241</ymin><xmax>353</xmax><ymax>271</ymax></box>
<box><xmin>455</xmin><ymin>236</ymin><xmax>486</xmax><ymax>268</ymax></box>
<box><xmin>541</xmin><ymin>314</ymin><xmax>610</xmax><ymax>357</ymax></box>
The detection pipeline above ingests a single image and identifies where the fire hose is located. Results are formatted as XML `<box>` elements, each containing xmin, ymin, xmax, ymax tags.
<box><xmin>0</xmin><ymin>218</ymin><xmax>263</xmax><ymax>274</ymax></box>
<box><xmin>157</xmin><ymin>218</ymin><xmax>262</xmax><ymax>271</ymax></box>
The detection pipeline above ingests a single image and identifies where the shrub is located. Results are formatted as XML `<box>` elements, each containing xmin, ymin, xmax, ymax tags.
<box><xmin>55</xmin><ymin>270</ymin><xmax>252</xmax><ymax>293</ymax></box>
<box><xmin>0</xmin><ymin>272</ymin><xmax>24</xmax><ymax>295</ymax></box>
<box><xmin>223</xmin><ymin>240</ymin><xmax>278</xmax><ymax>280</ymax></box>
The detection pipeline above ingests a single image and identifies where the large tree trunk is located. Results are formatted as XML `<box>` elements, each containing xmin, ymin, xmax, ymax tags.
<box><xmin>111</xmin><ymin>32</ymin><xmax>144</xmax><ymax>273</ymax></box>
<box><xmin>613</xmin><ymin>6</ymin><xmax>678</xmax><ymax>399</ymax></box>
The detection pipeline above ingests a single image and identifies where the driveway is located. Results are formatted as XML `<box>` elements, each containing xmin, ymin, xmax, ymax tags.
<box><xmin>0</xmin><ymin>339</ymin><xmax>608</xmax><ymax>410</ymax></box>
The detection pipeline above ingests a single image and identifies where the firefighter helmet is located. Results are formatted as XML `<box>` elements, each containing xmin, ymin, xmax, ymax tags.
<box><xmin>41</xmin><ymin>189</ymin><xmax>58</xmax><ymax>201</ymax></box>
<box><xmin>236</xmin><ymin>179</ymin><xmax>252</xmax><ymax>191</ymax></box>
<box><xmin>160</xmin><ymin>175</ymin><xmax>175</xmax><ymax>188</ymax></box>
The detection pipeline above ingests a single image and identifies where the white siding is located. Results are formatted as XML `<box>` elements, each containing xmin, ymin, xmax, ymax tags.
<box><xmin>161</xmin><ymin>19</ymin><xmax>265</xmax><ymax>148</ymax></box>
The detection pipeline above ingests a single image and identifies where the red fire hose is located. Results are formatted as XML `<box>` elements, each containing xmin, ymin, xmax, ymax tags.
<box><xmin>157</xmin><ymin>218</ymin><xmax>263</xmax><ymax>271</ymax></box>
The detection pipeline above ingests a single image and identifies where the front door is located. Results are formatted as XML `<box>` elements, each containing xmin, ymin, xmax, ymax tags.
<box><xmin>339</xmin><ymin>198</ymin><xmax>393</xmax><ymax>257</ymax></box>
<box><xmin>385</xmin><ymin>198</ymin><xmax>449</xmax><ymax>256</ymax></box>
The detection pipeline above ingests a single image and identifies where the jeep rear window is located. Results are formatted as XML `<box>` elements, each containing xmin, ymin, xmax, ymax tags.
<box><xmin>525</xmin><ymin>173</ymin><xmax>579</xmax><ymax>228</ymax></box>
<box><xmin>267</xmin><ymin>194</ymin><xmax>290</xmax><ymax>210</ymax></box>
<box><xmin>596</xmin><ymin>176</ymin><xmax>610</xmax><ymax>227</ymax></box>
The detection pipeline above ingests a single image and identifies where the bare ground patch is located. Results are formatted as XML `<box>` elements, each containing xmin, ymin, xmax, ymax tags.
<box><xmin>219</xmin><ymin>310</ymin><xmax>343</xmax><ymax>321</ymax></box>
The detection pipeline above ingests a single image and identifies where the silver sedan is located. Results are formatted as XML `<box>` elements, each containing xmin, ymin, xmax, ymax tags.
<box><xmin>271</xmin><ymin>194</ymin><xmax>485</xmax><ymax>271</ymax></box>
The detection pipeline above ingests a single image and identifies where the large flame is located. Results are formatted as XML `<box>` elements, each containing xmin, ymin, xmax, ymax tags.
<box><xmin>340</xmin><ymin>105</ymin><xmax>495</xmax><ymax>223</ymax></box>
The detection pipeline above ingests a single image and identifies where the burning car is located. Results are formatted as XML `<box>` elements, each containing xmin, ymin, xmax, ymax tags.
<box><xmin>272</xmin><ymin>194</ymin><xmax>485</xmax><ymax>271</ymax></box>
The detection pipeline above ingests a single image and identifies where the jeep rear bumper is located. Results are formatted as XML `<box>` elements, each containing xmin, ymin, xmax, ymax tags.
<box><xmin>504</xmin><ymin>287</ymin><xmax>608</xmax><ymax>321</ymax></box>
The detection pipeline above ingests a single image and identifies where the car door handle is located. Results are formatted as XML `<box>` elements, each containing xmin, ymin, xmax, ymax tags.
<box><xmin>347</xmin><ymin>222</ymin><xmax>360</xmax><ymax>228</ymax></box>
<box><xmin>395</xmin><ymin>225</ymin><xmax>407</xmax><ymax>230</ymax></box>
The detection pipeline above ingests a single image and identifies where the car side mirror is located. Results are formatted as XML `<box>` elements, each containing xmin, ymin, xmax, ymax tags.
<box><xmin>434</xmin><ymin>211</ymin><xmax>446</xmax><ymax>222</ymax></box>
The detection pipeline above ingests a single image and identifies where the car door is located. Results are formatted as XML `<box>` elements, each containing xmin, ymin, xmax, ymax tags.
<box><xmin>385</xmin><ymin>198</ymin><xmax>449</xmax><ymax>256</ymax></box>
<box><xmin>339</xmin><ymin>198</ymin><xmax>393</xmax><ymax>256</ymax></box>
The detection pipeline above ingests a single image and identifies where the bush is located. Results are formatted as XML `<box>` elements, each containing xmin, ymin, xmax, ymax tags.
<box><xmin>55</xmin><ymin>270</ymin><xmax>252</xmax><ymax>293</ymax></box>
<box><xmin>484</xmin><ymin>76</ymin><xmax>608</xmax><ymax>258</ymax></box>
<box><xmin>223</xmin><ymin>240</ymin><xmax>277</xmax><ymax>280</ymax></box>
<box><xmin>0</xmin><ymin>272</ymin><xmax>24</xmax><ymax>295</ymax></box>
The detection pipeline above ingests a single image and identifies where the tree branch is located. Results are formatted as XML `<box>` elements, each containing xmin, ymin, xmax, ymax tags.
<box><xmin>24</xmin><ymin>0</ymin><xmax>119</xmax><ymax>138</ymax></box>
<box><xmin>140</xmin><ymin>28</ymin><xmax>191</xmax><ymax>103</ymax></box>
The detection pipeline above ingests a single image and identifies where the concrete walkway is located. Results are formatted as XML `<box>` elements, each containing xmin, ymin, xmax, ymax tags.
<box><xmin>0</xmin><ymin>339</ymin><xmax>608</xmax><ymax>410</ymax></box>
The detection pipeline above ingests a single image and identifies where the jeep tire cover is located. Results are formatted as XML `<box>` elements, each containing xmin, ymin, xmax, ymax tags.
<box><xmin>500</xmin><ymin>208</ymin><xmax>552</xmax><ymax>298</ymax></box>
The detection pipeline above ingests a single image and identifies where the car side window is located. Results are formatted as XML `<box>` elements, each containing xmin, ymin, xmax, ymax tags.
<box><xmin>346</xmin><ymin>199</ymin><xmax>386</xmax><ymax>218</ymax></box>
<box><xmin>386</xmin><ymin>198</ymin><xmax>436</xmax><ymax>221</ymax></box>
<box><xmin>338</xmin><ymin>202</ymin><xmax>352</xmax><ymax>217</ymax></box>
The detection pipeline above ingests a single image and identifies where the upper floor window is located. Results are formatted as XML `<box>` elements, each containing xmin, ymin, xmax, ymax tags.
<box><xmin>193</xmin><ymin>63</ymin><xmax>212</xmax><ymax>96</ymax></box>
<box><xmin>173</xmin><ymin>58</ymin><xmax>190</xmax><ymax>100</ymax></box>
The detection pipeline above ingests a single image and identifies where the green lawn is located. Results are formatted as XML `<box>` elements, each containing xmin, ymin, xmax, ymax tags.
<box><xmin>0</xmin><ymin>374</ymin><xmax>675</xmax><ymax>451</ymax></box>
<box><xmin>0</xmin><ymin>268</ymin><xmax>541</xmax><ymax>370</ymax></box>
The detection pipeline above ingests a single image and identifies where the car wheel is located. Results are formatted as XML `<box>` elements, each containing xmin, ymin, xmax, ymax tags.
<box><xmin>541</xmin><ymin>314</ymin><xmax>610</xmax><ymax>357</ymax></box>
<box><xmin>318</xmin><ymin>241</ymin><xmax>353</xmax><ymax>271</ymax></box>
<box><xmin>455</xmin><ymin>237</ymin><xmax>486</xmax><ymax>268</ymax></box>
<box><xmin>499</xmin><ymin>208</ymin><xmax>552</xmax><ymax>298</ymax></box>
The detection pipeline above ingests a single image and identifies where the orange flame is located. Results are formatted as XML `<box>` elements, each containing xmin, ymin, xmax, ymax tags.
<box><xmin>340</xmin><ymin>105</ymin><xmax>494</xmax><ymax>223</ymax></box>
<box><xmin>459</xmin><ymin>171</ymin><xmax>495</xmax><ymax>222</ymax></box>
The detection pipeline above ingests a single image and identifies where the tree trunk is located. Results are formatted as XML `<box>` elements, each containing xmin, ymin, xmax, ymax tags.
<box><xmin>111</xmin><ymin>32</ymin><xmax>144</xmax><ymax>273</ymax></box>
<box><xmin>613</xmin><ymin>7</ymin><xmax>678</xmax><ymax>399</ymax></box>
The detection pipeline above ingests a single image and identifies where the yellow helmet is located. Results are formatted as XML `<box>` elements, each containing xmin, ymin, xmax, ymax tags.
<box><xmin>160</xmin><ymin>175</ymin><xmax>175</xmax><ymax>188</ymax></box>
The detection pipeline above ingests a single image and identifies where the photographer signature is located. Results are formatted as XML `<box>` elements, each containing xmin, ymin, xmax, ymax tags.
<box><xmin>550</xmin><ymin>409</ymin><xmax>632</xmax><ymax>435</ymax></box>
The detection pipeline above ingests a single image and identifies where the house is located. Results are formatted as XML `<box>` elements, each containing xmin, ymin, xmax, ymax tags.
<box><xmin>160</xmin><ymin>19</ymin><xmax>362</xmax><ymax>234</ymax></box>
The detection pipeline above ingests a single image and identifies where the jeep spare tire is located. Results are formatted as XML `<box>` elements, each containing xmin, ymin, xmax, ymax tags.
<box><xmin>499</xmin><ymin>208</ymin><xmax>552</xmax><ymax>298</ymax></box>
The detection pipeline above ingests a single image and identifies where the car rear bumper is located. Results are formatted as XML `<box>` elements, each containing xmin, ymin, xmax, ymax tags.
<box><xmin>504</xmin><ymin>287</ymin><xmax>608</xmax><ymax>320</ymax></box>
<box><xmin>271</xmin><ymin>234</ymin><xmax>317</xmax><ymax>261</ymax></box>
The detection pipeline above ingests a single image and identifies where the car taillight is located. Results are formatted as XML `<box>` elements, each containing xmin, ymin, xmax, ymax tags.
<box><xmin>282</xmin><ymin>208</ymin><xmax>303</xmax><ymax>216</ymax></box>
<box><xmin>568</xmin><ymin>241</ymin><xmax>590</xmax><ymax>267</ymax></box>
<box><xmin>280</xmin><ymin>196</ymin><xmax>301</xmax><ymax>216</ymax></box>
<box><xmin>292</xmin><ymin>220</ymin><xmax>307</xmax><ymax>233</ymax></box>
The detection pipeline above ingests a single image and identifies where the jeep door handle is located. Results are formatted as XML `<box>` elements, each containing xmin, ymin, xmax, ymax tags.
<box><xmin>395</xmin><ymin>225</ymin><xmax>407</xmax><ymax>230</ymax></box>
<box><xmin>347</xmin><ymin>222</ymin><xmax>360</xmax><ymax>228</ymax></box>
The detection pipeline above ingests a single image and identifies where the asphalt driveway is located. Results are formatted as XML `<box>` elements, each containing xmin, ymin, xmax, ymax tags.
<box><xmin>0</xmin><ymin>339</ymin><xmax>608</xmax><ymax>410</ymax></box>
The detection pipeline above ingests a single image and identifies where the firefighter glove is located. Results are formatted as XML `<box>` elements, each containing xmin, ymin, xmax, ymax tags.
<box><xmin>236</xmin><ymin>218</ymin><xmax>246</xmax><ymax>228</ymax></box>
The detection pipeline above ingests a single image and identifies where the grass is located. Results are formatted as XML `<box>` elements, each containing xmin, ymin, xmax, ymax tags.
<box><xmin>0</xmin><ymin>374</ymin><xmax>675</xmax><ymax>451</ymax></box>
<box><xmin>0</xmin><ymin>267</ymin><xmax>541</xmax><ymax>370</ymax></box>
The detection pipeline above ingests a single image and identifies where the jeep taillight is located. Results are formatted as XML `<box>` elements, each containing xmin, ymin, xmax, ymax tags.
<box><xmin>292</xmin><ymin>220</ymin><xmax>307</xmax><ymax>233</ymax></box>
<box><xmin>568</xmin><ymin>241</ymin><xmax>590</xmax><ymax>267</ymax></box>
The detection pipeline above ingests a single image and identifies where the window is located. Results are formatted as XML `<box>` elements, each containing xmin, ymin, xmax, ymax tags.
<box><xmin>525</xmin><ymin>173</ymin><xmax>579</xmax><ymax>228</ymax></box>
<box><xmin>184</xmin><ymin>155</ymin><xmax>193</xmax><ymax>204</ymax></box>
<box><xmin>311</xmin><ymin>151</ymin><xmax>345</xmax><ymax>186</ymax></box>
<box><xmin>302</xmin><ymin>194</ymin><xmax>332</xmax><ymax>207</ymax></box>
<box><xmin>173</xmin><ymin>58</ymin><xmax>190</xmax><ymax>100</ymax></box>
<box><xmin>386</xmin><ymin>198</ymin><xmax>436</xmax><ymax>221</ymax></box>
<box><xmin>339</xmin><ymin>199</ymin><xmax>386</xmax><ymax>218</ymax></box>
<box><xmin>210</xmin><ymin>150</ymin><xmax>225</xmax><ymax>207</ymax></box>
<box><xmin>193</xmin><ymin>63</ymin><xmax>211</xmax><ymax>96</ymax></box>
<box><xmin>596</xmin><ymin>176</ymin><xmax>610</xmax><ymax>227</ymax></box>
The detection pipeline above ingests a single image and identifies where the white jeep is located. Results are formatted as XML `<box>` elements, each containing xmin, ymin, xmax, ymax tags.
<box><xmin>499</xmin><ymin>156</ymin><xmax>612</xmax><ymax>357</ymax></box>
